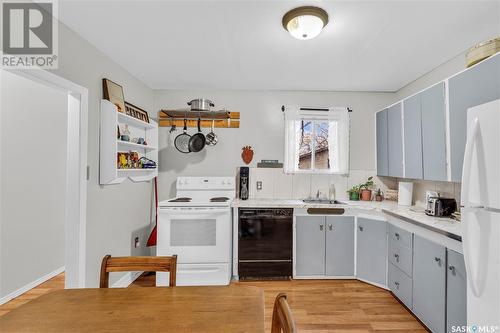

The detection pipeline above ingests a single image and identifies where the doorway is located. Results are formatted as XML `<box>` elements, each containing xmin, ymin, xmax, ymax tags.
<box><xmin>0</xmin><ymin>69</ymin><xmax>88</xmax><ymax>303</ymax></box>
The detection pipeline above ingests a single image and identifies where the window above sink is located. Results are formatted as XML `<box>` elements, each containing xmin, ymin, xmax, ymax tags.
<box><xmin>283</xmin><ymin>106</ymin><xmax>350</xmax><ymax>175</ymax></box>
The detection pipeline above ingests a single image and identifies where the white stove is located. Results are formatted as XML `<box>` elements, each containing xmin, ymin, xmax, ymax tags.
<box><xmin>156</xmin><ymin>177</ymin><xmax>235</xmax><ymax>286</ymax></box>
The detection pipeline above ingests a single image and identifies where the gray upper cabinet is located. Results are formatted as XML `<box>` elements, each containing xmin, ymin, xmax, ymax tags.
<box><xmin>296</xmin><ymin>216</ymin><xmax>325</xmax><ymax>276</ymax></box>
<box><xmin>448</xmin><ymin>54</ymin><xmax>500</xmax><ymax>181</ymax></box>
<box><xmin>356</xmin><ymin>217</ymin><xmax>387</xmax><ymax>286</ymax></box>
<box><xmin>387</xmin><ymin>103</ymin><xmax>403</xmax><ymax>177</ymax></box>
<box><xmin>413</xmin><ymin>235</ymin><xmax>446</xmax><ymax>333</ymax></box>
<box><xmin>403</xmin><ymin>94</ymin><xmax>423</xmax><ymax>179</ymax></box>
<box><xmin>326</xmin><ymin>216</ymin><xmax>355</xmax><ymax>277</ymax></box>
<box><xmin>376</xmin><ymin>109</ymin><xmax>389</xmax><ymax>176</ymax></box>
<box><xmin>447</xmin><ymin>249</ymin><xmax>467</xmax><ymax>332</ymax></box>
<box><xmin>421</xmin><ymin>82</ymin><xmax>447</xmax><ymax>181</ymax></box>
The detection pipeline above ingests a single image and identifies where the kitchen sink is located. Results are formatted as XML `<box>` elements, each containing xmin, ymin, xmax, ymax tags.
<box><xmin>302</xmin><ymin>199</ymin><xmax>347</xmax><ymax>205</ymax></box>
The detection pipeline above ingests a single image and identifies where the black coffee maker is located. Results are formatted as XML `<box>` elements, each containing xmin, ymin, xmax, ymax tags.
<box><xmin>238</xmin><ymin>167</ymin><xmax>249</xmax><ymax>200</ymax></box>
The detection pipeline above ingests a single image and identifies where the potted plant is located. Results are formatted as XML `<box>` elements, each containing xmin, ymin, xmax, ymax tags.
<box><xmin>347</xmin><ymin>185</ymin><xmax>360</xmax><ymax>201</ymax></box>
<box><xmin>359</xmin><ymin>176</ymin><xmax>374</xmax><ymax>201</ymax></box>
<box><xmin>375</xmin><ymin>188</ymin><xmax>384</xmax><ymax>201</ymax></box>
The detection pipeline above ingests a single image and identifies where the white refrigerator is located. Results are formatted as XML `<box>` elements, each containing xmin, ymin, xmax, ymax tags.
<box><xmin>461</xmin><ymin>99</ymin><xmax>500</xmax><ymax>328</ymax></box>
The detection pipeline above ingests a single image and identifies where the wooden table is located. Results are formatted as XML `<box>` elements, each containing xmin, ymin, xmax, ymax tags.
<box><xmin>0</xmin><ymin>286</ymin><xmax>265</xmax><ymax>333</ymax></box>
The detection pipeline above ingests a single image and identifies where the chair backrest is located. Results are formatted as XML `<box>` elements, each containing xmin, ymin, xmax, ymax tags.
<box><xmin>271</xmin><ymin>293</ymin><xmax>297</xmax><ymax>333</ymax></box>
<box><xmin>99</xmin><ymin>255</ymin><xmax>177</xmax><ymax>288</ymax></box>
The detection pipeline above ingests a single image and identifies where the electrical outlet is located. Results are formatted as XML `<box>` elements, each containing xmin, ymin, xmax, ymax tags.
<box><xmin>256</xmin><ymin>181</ymin><xmax>263</xmax><ymax>190</ymax></box>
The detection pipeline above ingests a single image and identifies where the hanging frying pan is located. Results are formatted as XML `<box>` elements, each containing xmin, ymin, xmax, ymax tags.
<box><xmin>188</xmin><ymin>118</ymin><xmax>206</xmax><ymax>152</ymax></box>
<box><xmin>174</xmin><ymin>119</ymin><xmax>191</xmax><ymax>153</ymax></box>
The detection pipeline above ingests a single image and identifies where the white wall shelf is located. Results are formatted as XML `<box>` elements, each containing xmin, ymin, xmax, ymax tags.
<box><xmin>100</xmin><ymin>99</ymin><xmax>158</xmax><ymax>185</ymax></box>
<box><xmin>117</xmin><ymin>140</ymin><xmax>157</xmax><ymax>151</ymax></box>
<box><xmin>118</xmin><ymin>111</ymin><xmax>156</xmax><ymax>129</ymax></box>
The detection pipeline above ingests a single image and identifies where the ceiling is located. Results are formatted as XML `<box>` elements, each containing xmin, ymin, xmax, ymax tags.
<box><xmin>59</xmin><ymin>1</ymin><xmax>500</xmax><ymax>91</ymax></box>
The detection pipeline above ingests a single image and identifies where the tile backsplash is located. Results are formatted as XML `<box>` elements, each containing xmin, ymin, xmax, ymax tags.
<box><xmin>248</xmin><ymin>168</ymin><xmax>396</xmax><ymax>200</ymax></box>
<box><xmin>408</xmin><ymin>179</ymin><xmax>461</xmax><ymax>208</ymax></box>
<box><xmin>247</xmin><ymin>168</ymin><xmax>461</xmax><ymax>207</ymax></box>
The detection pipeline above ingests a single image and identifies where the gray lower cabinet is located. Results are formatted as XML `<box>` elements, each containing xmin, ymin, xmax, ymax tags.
<box><xmin>326</xmin><ymin>216</ymin><xmax>355</xmax><ymax>276</ymax></box>
<box><xmin>447</xmin><ymin>249</ymin><xmax>467</xmax><ymax>332</ymax></box>
<box><xmin>388</xmin><ymin>225</ymin><xmax>413</xmax><ymax>277</ymax></box>
<box><xmin>403</xmin><ymin>94</ymin><xmax>423</xmax><ymax>179</ymax></box>
<box><xmin>421</xmin><ymin>82</ymin><xmax>447</xmax><ymax>181</ymax></box>
<box><xmin>296</xmin><ymin>216</ymin><xmax>355</xmax><ymax>277</ymax></box>
<box><xmin>388</xmin><ymin>262</ymin><xmax>413</xmax><ymax>309</ymax></box>
<box><xmin>448</xmin><ymin>53</ymin><xmax>500</xmax><ymax>181</ymax></box>
<box><xmin>356</xmin><ymin>217</ymin><xmax>387</xmax><ymax>285</ymax></box>
<box><xmin>387</xmin><ymin>103</ymin><xmax>403</xmax><ymax>177</ymax></box>
<box><xmin>296</xmin><ymin>216</ymin><xmax>325</xmax><ymax>276</ymax></box>
<box><xmin>376</xmin><ymin>109</ymin><xmax>389</xmax><ymax>176</ymax></box>
<box><xmin>413</xmin><ymin>235</ymin><xmax>446</xmax><ymax>333</ymax></box>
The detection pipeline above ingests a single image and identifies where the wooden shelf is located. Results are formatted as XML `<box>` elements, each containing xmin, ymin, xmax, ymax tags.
<box><xmin>158</xmin><ymin>109</ymin><xmax>240</xmax><ymax>128</ymax></box>
<box><xmin>160</xmin><ymin>109</ymin><xmax>233</xmax><ymax>119</ymax></box>
<box><xmin>117</xmin><ymin>140</ymin><xmax>157</xmax><ymax>151</ymax></box>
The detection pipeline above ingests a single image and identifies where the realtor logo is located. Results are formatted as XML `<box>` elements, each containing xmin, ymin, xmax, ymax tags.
<box><xmin>1</xmin><ymin>0</ymin><xmax>58</xmax><ymax>68</ymax></box>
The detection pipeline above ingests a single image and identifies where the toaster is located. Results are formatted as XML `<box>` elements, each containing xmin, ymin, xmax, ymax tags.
<box><xmin>425</xmin><ymin>197</ymin><xmax>457</xmax><ymax>217</ymax></box>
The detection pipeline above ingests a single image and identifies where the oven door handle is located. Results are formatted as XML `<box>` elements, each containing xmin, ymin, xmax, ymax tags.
<box><xmin>160</xmin><ymin>208</ymin><xmax>229</xmax><ymax>215</ymax></box>
<box><xmin>240</xmin><ymin>216</ymin><xmax>292</xmax><ymax>220</ymax></box>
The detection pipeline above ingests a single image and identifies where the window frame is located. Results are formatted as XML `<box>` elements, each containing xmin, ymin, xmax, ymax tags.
<box><xmin>283</xmin><ymin>107</ymin><xmax>350</xmax><ymax>175</ymax></box>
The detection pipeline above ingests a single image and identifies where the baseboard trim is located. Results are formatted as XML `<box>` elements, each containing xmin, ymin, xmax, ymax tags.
<box><xmin>357</xmin><ymin>277</ymin><xmax>389</xmax><ymax>290</ymax></box>
<box><xmin>111</xmin><ymin>271</ymin><xmax>143</xmax><ymax>288</ymax></box>
<box><xmin>0</xmin><ymin>266</ymin><xmax>65</xmax><ymax>305</ymax></box>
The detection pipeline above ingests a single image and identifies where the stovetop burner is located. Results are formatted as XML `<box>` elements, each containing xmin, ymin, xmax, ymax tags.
<box><xmin>168</xmin><ymin>197</ymin><xmax>192</xmax><ymax>203</ymax></box>
<box><xmin>210</xmin><ymin>197</ymin><xmax>229</xmax><ymax>202</ymax></box>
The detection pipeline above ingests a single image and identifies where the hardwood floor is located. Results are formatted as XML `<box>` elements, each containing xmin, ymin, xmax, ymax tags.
<box><xmin>0</xmin><ymin>273</ymin><xmax>427</xmax><ymax>332</ymax></box>
<box><xmin>0</xmin><ymin>273</ymin><xmax>65</xmax><ymax>318</ymax></box>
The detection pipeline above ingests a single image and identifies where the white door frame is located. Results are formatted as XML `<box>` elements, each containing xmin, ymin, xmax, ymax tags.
<box><xmin>4</xmin><ymin>68</ymin><xmax>88</xmax><ymax>288</ymax></box>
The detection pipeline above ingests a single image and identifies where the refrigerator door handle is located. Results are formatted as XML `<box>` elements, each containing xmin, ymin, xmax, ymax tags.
<box><xmin>461</xmin><ymin>117</ymin><xmax>480</xmax><ymax>207</ymax></box>
<box><xmin>462</xmin><ymin>207</ymin><xmax>490</xmax><ymax>297</ymax></box>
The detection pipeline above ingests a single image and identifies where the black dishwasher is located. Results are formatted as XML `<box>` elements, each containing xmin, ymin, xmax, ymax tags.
<box><xmin>238</xmin><ymin>208</ymin><xmax>293</xmax><ymax>280</ymax></box>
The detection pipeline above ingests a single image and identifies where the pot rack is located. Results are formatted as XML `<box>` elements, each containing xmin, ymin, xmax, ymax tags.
<box><xmin>158</xmin><ymin>109</ymin><xmax>240</xmax><ymax>128</ymax></box>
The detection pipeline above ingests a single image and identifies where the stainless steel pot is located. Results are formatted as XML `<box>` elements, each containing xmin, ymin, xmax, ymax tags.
<box><xmin>187</xmin><ymin>99</ymin><xmax>214</xmax><ymax>111</ymax></box>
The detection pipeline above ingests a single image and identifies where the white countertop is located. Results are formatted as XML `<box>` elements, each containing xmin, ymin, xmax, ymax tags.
<box><xmin>232</xmin><ymin>198</ymin><xmax>462</xmax><ymax>238</ymax></box>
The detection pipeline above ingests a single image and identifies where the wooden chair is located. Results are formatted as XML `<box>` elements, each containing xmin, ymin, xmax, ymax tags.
<box><xmin>99</xmin><ymin>255</ymin><xmax>177</xmax><ymax>288</ymax></box>
<box><xmin>271</xmin><ymin>293</ymin><xmax>297</xmax><ymax>333</ymax></box>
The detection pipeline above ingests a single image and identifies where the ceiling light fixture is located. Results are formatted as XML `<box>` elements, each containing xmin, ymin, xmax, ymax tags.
<box><xmin>282</xmin><ymin>6</ymin><xmax>329</xmax><ymax>40</ymax></box>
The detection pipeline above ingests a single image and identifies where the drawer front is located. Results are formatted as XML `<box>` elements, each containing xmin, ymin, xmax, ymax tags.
<box><xmin>389</xmin><ymin>224</ymin><xmax>412</xmax><ymax>249</ymax></box>
<box><xmin>389</xmin><ymin>262</ymin><xmax>413</xmax><ymax>309</ymax></box>
<box><xmin>388</xmin><ymin>241</ymin><xmax>413</xmax><ymax>277</ymax></box>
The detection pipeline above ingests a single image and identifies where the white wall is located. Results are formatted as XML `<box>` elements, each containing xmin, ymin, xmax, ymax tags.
<box><xmin>1</xmin><ymin>71</ymin><xmax>67</xmax><ymax>298</ymax></box>
<box><xmin>154</xmin><ymin>90</ymin><xmax>394</xmax><ymax>200</ymax></box>
<box><xmin>49</xmin><ymin>22</ymin><xmax>155</xmax><ymax>287</ymax></box>
<box><xmin>395</xmin><ymin>51</ymin><xmax>466</xmax><ymax>100</ymax></box>
<box><xmin>155</xmin><ymin>51</ymin><xmax>470</xmax><ymax>205</ymax></box>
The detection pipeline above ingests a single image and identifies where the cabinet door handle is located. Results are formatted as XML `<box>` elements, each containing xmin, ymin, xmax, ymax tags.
<box><xmin>319</xmin><ymin>224</ymin><xmax>324</xmax><ymax>231</ymax></box>
<box><xmin>449</xmin><ymin>266</ymin><xmax>456</xmax><ymax>274</ymax></box>
<box><xmin>394</xmin><ymin>253</ymin><xmax>400</xmax><ymax>262</ymax></box>
<box><xmin>358</xmin><ymin>226</ymin><xmax>364</xmax><ymax>232</ymax></box>
<box><xmin>394</xmin><ymin>281</ymin><xmax>400</xmax><ymax>289</ymax></box>
<box><xmin>328</xmin><ymin>224</ymin><xmax>333</xmax><ymax>231</ymax></box>
<box><xmin>395</xmin><ymin>233</ymin><xmax>400</xmax><ymax>240</ymax></box>
<box><xmin>435</xmin><ymin>257</ymin><xmax>442</xmax><ymax>265</ymax></box>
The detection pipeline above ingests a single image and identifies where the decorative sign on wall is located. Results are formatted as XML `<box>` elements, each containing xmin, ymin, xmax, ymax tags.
<box><xmin>125</xmin><ymin>102</ymin><xmax>150</xmax><ymax>123</ymax></box>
